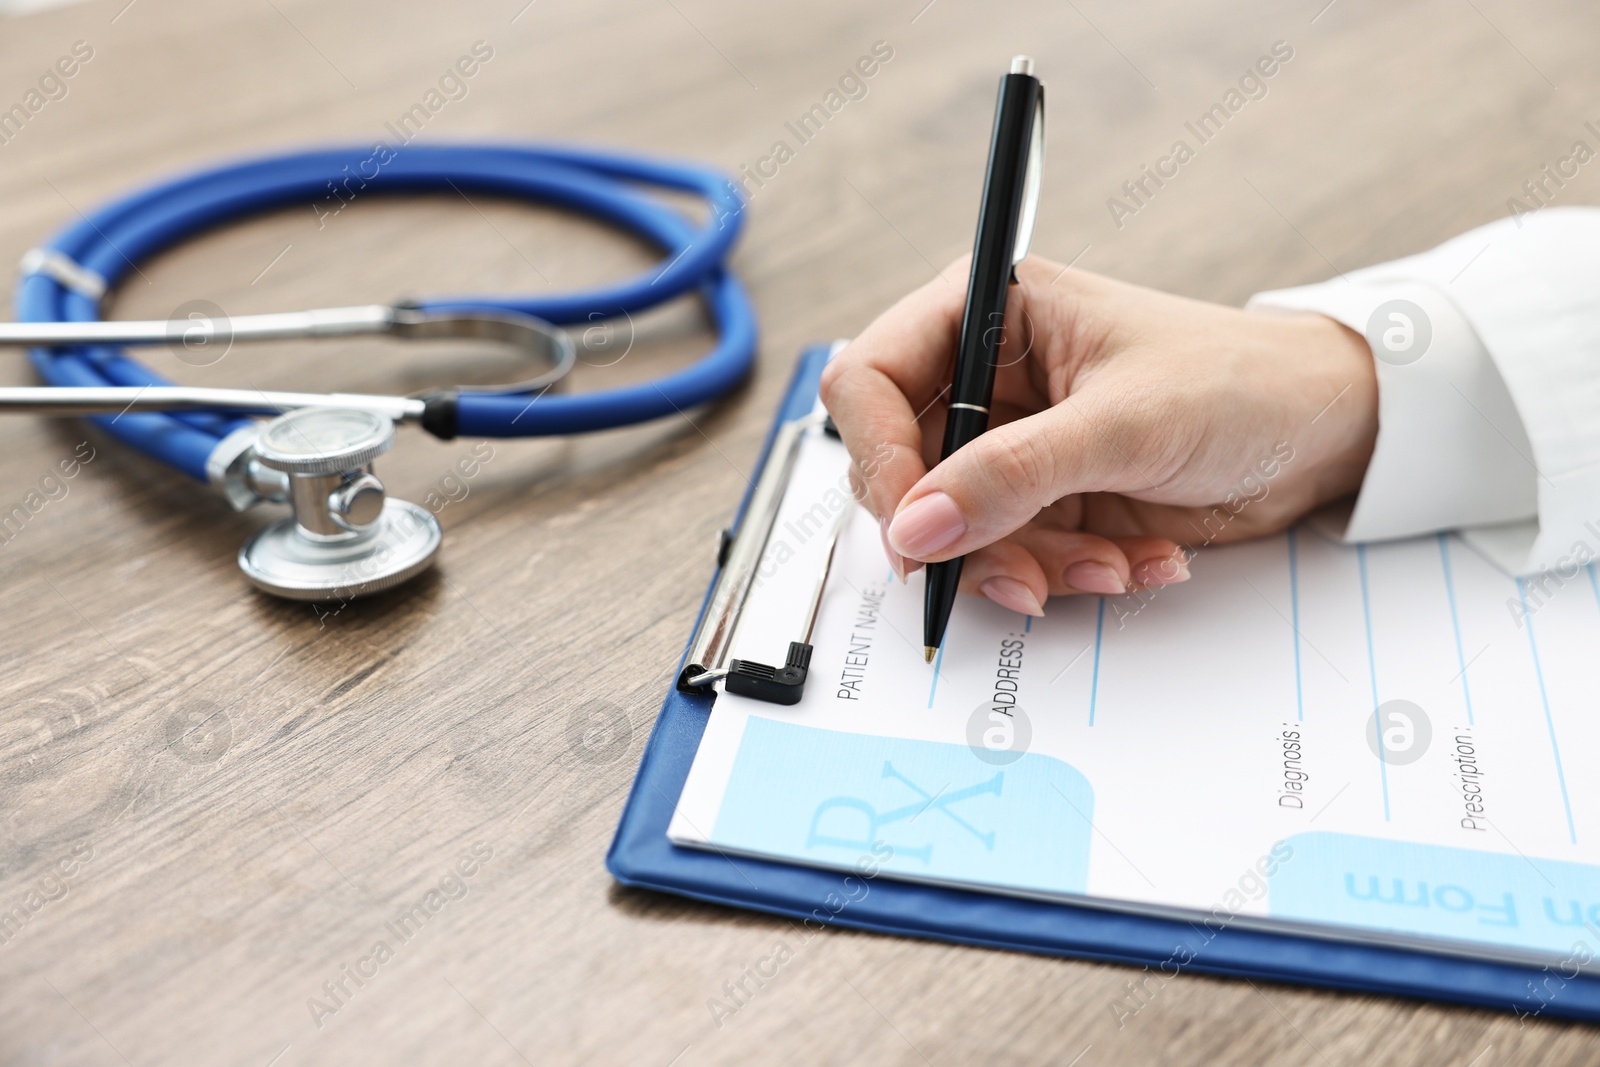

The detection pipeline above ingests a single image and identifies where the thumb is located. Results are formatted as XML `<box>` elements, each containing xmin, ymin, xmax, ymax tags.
<box><xmin>886</xmin><ymin>395</ymin><xmax>1144</xmax><ymax>561</ymax></box>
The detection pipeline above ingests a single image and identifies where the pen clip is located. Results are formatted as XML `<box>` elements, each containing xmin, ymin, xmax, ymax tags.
<box><xmin>1011</xmin><ymin>59</ymin><xmax>1045</xmax><ymax>269</ymax></box>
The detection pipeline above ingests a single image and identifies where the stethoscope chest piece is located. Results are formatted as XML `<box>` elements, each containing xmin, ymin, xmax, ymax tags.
<box><xmin>236</xmin><ymin>407</ymin><xmax>442</xmax><ymax>602</ymax></box>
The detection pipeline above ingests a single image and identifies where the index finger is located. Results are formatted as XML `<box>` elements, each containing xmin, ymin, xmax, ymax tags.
<box><xmin>818</xmin><ymin>266</ymin><xmax>966</xmax><ymax>521</ymax></box>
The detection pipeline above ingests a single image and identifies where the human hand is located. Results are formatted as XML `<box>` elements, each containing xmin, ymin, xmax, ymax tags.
<box><xmin>819</xmin><ymin>256</ymin><xmax>1378</xmax><ymax>616</ymax></box>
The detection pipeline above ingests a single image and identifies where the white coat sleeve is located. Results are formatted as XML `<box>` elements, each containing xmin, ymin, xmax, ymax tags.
<box><xmin>1244</xmin><ymin>206</ymin><xmax>1600</xmax><ymax>576</ymax></box>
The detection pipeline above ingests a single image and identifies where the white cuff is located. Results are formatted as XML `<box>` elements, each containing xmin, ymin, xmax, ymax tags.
<box><xmin>1246</xmin><ymin>278</ymin><xmax>1538</xmax><ymax>566</ymax></box>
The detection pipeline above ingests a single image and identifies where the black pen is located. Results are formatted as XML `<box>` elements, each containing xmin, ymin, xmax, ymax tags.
<box><xmin>923</xmin><ymin>55</ymin><xmax>1045</xmax><ymax>663</ymax></box>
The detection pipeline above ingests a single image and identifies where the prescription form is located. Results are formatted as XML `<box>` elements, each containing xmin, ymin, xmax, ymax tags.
<box><xmin>670</xmin><ymin>423</ymin><xmax>1600</xmax><ymax>969</ymax></box>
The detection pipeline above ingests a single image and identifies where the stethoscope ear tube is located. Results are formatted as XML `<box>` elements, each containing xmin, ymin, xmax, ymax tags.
<box><xmin>0</xmin><ymin>303</ymin><xmax>579</xmax><ymax>424</ymax></box>
<box><xmin>11</xmin><ymin>142</ymin><xmax>757</xmax><ymax>480</ymax></box>
<box><xmin>0</xmin><ymin>302</ymin><xmax>578</xmax><ymax>395</ymax></box>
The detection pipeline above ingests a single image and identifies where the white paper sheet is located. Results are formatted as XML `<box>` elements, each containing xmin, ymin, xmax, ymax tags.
<box><xmin>670</xmin><ymin>423</ymin><xmax>1600</xmax><ymax>969</ymax></box>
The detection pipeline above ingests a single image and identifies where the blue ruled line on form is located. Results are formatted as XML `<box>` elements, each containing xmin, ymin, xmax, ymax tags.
<box><xmin>1088</xmin><ymin>597</ymin><xmax>1105</xmax><ymax>727</ymax></box>
<box><xmin>1357</xmin><ymin>544</ymin><xmax>1390</xmax><ymax>822</ymax></box>
<box><xmin>1438</xmin><ymin>534</ymin><xmax>1475</xmax><ymax>726</ymax></box>
<box><xmin>1288</xmin><ymin>527</ymin><xmax>1303</xmax><ymax>723</ymax></box>
<box><xmin>1518</xmin><ymin>578</ymin><xmax>1577</xmax><ymax>844</ymax></box>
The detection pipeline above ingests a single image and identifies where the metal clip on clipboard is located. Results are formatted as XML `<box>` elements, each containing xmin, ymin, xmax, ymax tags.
<box><xmin>678</xmin><ymin>395</ymin><xmax>851</xmax><ymax>707</ymax></box>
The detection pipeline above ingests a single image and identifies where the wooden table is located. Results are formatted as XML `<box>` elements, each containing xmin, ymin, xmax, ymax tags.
<box><xmin>1</xmin><ymin>0</ymin><xmax>1596</xmax><ymax>1062</ymax></box>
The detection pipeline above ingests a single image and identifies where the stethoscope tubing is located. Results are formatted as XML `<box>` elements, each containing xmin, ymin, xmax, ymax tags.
<box><xmin>13</xmin><ymin>142</ymin><xmax>757</xmax><ymax>481</ymax></box>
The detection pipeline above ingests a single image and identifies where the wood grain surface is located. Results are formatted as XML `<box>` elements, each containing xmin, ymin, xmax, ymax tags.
<box><xmin>1</xmin><ymin>0</ymin><xmax>1597</xmax><ymax>1063</ymax></box>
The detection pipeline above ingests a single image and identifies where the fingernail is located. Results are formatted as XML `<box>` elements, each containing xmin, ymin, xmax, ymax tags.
<box><xmin>887</xmin><ymin>492</ymin><xmax>966</xmax><ymax>558</ymax></box>
<box><xmin>980</xmin><ymin>576</ymin><xmax>1044</xmax><ymax>617</ymax></box>
<box><xmin>880</xmin><ymin>517</ymin><xmax>907</xmax><ymax>583</ymax></box>
<box><xmin>1136</xmin><ymin>553</ymin><xmax>1191</xmax><ymax>588</ymax></box>
<box><xmin>1064</xmin><ymin>560</ymin><xmax>1127</xmax><ymax>596</ymax></box>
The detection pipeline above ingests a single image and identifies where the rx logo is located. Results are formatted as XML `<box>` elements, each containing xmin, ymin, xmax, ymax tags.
<box><xmin>804</xmin><ymin>761</ymin><xmax>1002</xmax><ymax>864</ymax></box>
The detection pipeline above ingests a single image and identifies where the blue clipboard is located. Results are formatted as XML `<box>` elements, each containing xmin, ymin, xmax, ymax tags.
<box><xmin>606</xmin><ymin>344</ymin><xmax>1600</xmax><ymax>1022</ymax></box>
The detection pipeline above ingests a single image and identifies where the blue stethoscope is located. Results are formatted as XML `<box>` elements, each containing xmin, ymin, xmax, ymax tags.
<box><xmin>0</xmin><ymin>143</ymin><xmax>756</xmax><ymax>601</ymax></box>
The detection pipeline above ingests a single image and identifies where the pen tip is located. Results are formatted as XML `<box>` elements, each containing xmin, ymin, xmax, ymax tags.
<box><xmin>924</xmin><ymin>646</ymin><xmax>937</xmax><ymax>664</ymax></box>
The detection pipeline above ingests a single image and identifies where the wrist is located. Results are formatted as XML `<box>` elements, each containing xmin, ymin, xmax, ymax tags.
<box><xmin>1297</xmin><ymin>313</ymin><xmax>1379</xmax><ymax>506</ymax></box>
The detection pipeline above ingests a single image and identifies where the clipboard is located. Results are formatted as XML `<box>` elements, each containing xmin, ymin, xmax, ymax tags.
<box><xmin>606</xmin><ymin>344</ymin><xmax>1600</xmax><ymax>1022</ymax></box>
